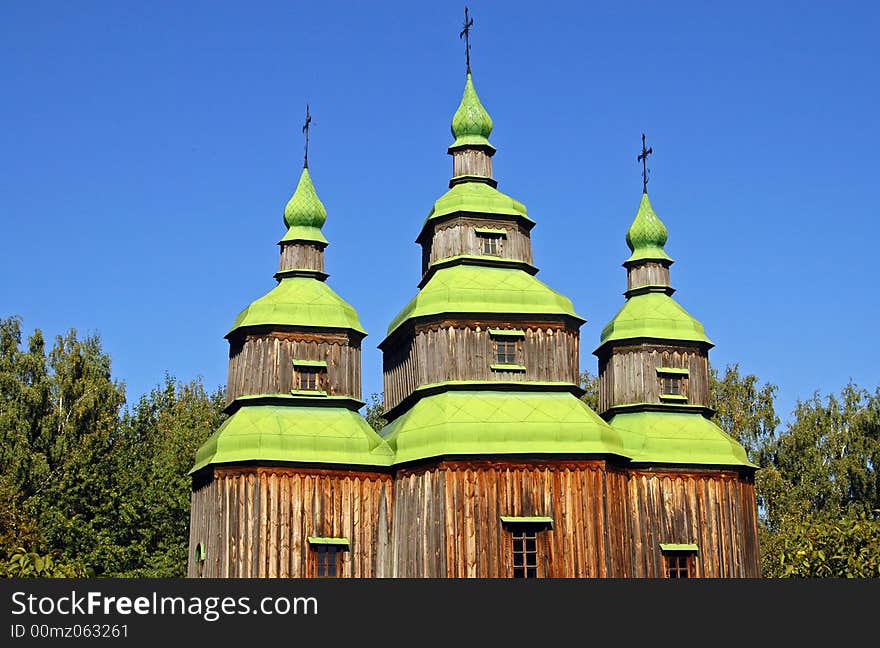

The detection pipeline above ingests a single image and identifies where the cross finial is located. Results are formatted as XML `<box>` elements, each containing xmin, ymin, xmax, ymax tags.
<box><xmin>637</xmin><ymin>132</ymin><xmax>653</xmax><ymax>194</ymax></box>
<box><xmin>302</xmin><ymin>104</ymin><xmax>312</xmax><ymax>168</ymax></box>
<box><xmin>460</xmin><ymin>6</ymin><xmax>474</xmax><ymax>73</ymax></box>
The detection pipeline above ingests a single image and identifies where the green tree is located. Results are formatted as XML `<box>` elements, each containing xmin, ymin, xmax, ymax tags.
<box><xmin>579</xmin><ymin>371</ymin><xmax>599</xmax><ymax>412</ymax></box>
<box><xmin>365</xmin><ymin>392</ymin><xmax>387</xmax><ymax>433</ymax></box>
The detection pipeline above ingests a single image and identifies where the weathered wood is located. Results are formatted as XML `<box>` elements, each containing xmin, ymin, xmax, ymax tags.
<box><xmin>279</xmin><ymin>242</ymin><xmax>325</xmax><ymax>273</ymax></box>
<box><xmin>452</xmin><ymin>148</ymin><xmax>493</xmax><ymax>179</ymax></box>
<box><xmin>227</xmin><ymin>333</ymin><xmax>363</xmax><ymax>402</ymax></box>
<box><xmin>597</xmin><ymin>342</ymin><xmax>710</xmax><ymax>413</ymax></box>
<box><xmin>419</xmin><ymin>216</ymin><xmax>534</xmax><ymax>274</ymax></box>
<box><xmin>626</xmin><ymin>261</ymin><xmax>670</xmax><ymax>291</ymax></box>
<box><xmin>383</xmin><ymin>323</ymin><xmax>580</xmax><ymax>412</ymax></box>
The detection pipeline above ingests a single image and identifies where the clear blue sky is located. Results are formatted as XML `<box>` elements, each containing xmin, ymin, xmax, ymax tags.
<box><xmin>2</xmin><ymin>1</ymin><xmax>877</xmax><ymax>423</ymax></box>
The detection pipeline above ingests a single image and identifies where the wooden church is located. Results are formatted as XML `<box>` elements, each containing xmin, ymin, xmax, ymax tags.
<box><xmin>187</xmin><ymin>23</ymin><xmax>760</xmax><ymax>578</ymax></box>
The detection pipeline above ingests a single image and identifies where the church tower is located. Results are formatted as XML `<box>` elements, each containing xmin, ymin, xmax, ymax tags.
<box><xmin>187</xmin><ymin>136</ymin><xmax>394</xmax><ymax>578</ymax></box>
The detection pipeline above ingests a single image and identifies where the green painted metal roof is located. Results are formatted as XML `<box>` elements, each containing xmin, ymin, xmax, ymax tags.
<box><xmin>608</xmin><ymin>411</ymin><xmax>756</xmax><ymax>468</ymax></box>
<box><xmin>191</xmin><ymin>404</ymin><xmax>393</xmax><ymax>472</ymax></box>
<box><xmin>625</xmin><ymin>192</ymin><xmax>673</xmax><ymax>263</ymax></box>
<box><xmin>450</xmin><ymin>72</ymin><xmax>495</xmax><ymax>151</ymax></box>
<box><xmin>660</xmin><ymin>543</ymin><xmax>699</xmax><ymax>552</ymax></box>
<box><xmin>228</xmin><ymin>276</ymin><xmax>366</xmax><ymax>336</ymax></box>
<box><xmin>380</xmin><ymin>390</ymin><xmax>630</xmax><ymax>464</ymax></box>
<box><xmin>279</xmin><ymin>225</ymin><xmax>328</xmax><ymax>245</ymax></box>
<box><xmin>307</xmin><ymin>537</ymin><xmax>350</xmax><ymax>546</ymax></box>
<box><xmin>386</xmin><ymin>265</ymin><xmax>583</xmax><ymax>336</ymax></box>
<box><xmin>284</xmin><ymin>167</ymin><xmax>327</xmax><ymax>230</ymax></box>
<box><xmin>425</xmin><ymin>181</ymin><xmax>532</xmax><ymax>225</ymax></box>
<box><xmin>500</xmin><ymin>516</ymin><xmax>553</xmax><ymax>524</ymax></box>
<box><xmin>598</xmin><ymin>292</ymin><xmax>712</xmax><ymax>347</ymax></box>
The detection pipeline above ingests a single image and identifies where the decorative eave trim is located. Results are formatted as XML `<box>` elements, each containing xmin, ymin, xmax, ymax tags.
<box><xmin>274</xmin><ymin>269</ymin><xmax>330</xmax><ymax>282</ymax></box>
<box><xmin>223</xmin><ymin>393</ymin><xmax>366</xmax><ymax>415</ymax></box>
<box><xmin>380</xmin><ymin>312</ymin><xmax>584</xmax><ymax>351</ymax></box>
<box><xmin>226</xmin><ymin>323</ymin><xmax>367</xmax><ymax>343</ymax></box>
<box><xmin>446</xmin><ymin>142</ymin><xmax>497</xmax><ymax>156</ymax></box>
<box><xmin>449</xmin><ymin>175</ymin><xmax>498</xmax><ymax>189</ymax></box>
<box><xmin>622</xmin><ymin>257</ymin><xmax>673</xmax><ymax>269</ymax></box>
<box><xmin>381</xmin><ymin>380</ymin><xmax>584</xmax><ymax>422</ymax></box>
<box><xmin>593</xmin><ymin>336</ymin><xmax>714</xmax><ymax>358</ymax></box>
<box><xmin>418</xmin><ymin>255</ymin><xmax>539</xmax><ymax>288</ymax></box>
<box><xmin>599</xmin><ymin>402</ymin><xmax>715</xmax><ymax>420</ymax></box>
<box><xmin>473</xmin><ymin>226</ymin><xmax>508</xmax><ymax>236</ymax></box>
<box><xmin>416</xmin><ymin>211</ymin><xmax>536</xmax><ymax>244</ymax></box>
<box><xmin>624</xmin><ymin>284</ymin><xmax>675</xmax><ymax>298</ymax></box>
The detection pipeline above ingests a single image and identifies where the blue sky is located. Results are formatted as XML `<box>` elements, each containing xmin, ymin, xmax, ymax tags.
<box><xmin>2</xmin><ymin>1</ymin><xmax>877</xmax><ymax>423</ymax></box>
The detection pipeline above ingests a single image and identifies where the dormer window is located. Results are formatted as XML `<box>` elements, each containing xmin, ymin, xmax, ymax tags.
<box><xmin>657</xmin><ymin>367</ymin><xmax>689</xmax><ymax>403</ymax></box>
<box><xmin>660</xmin><ymin>543</ymin><xmax>698</xmax><ymax>578</ymax></box>
<box><xmin>475</xmin><ymin>227</ymin><xmax>507</xmax><ymax>257</ymax></box>
<box><xmin>292</xmin><ymin>359</ymin><xmax>328</xmax><ymax>394</ymax></box>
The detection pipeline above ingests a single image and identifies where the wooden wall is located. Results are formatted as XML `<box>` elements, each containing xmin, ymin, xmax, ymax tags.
<box><xmin>227</xmin><ymin>331</ymin><xmax>362</xmax><ymax>403</ymax></box>
<box><xmin>627</xmin><ymin>261</ymin><xmax>670</xmax><ymax>291</ymax></box>
<box><xmin>420</xmin><ymin>216</ymin><xmax>534</xmax><ymax>274</ymax></box>
<box><xmin>390</xmin><ymin>460</ymin><xmax>626</xmax><ymax>577</ymax></box>
<box><xmin>279</xmin><ymin>242</ymin><xmax>324</xmax><ymax>273</ymax></box>
<box><xmin>625</xmin><ymin>468</ymin><xmax>761</xmax><ymax>577</ymax></box>
<box><xmin>452</xmin><ymin>149</ymin><xmax>493</xmax><ymax>179</ymax></box>
<box><xmin>187</xmin><ymin>467</ymin><xmax>392</xmax><ymax>578</ymax></box>
<box><xmin>597</xmin><ymin>343</ymin><xmax>710</xmax><ymax>413</ymax></box>
<box><xmin>188</xmin><ymin>460</ymin><xmax>760</xmax><ymax>578</ymax></box>
<box><xmin>383</xmin><ymin>321</ymin><xmax>580</xmax><ymax>412</ymax></box>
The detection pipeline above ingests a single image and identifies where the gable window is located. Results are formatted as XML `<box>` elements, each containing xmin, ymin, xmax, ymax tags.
<box><xmin>475</xmin><ymin>227</ymin><xmax>507</xmax><ymax>257</ymax></box>
<box><xmin>657</xmin><ymin>367</ymin><xmax>689</xmax><ymax>402</ymax></box>
<box><xmin>501</xmin><ymin>516</ymin><xmax>553</xmax><ymax>578</ymax></box>
<box><xmin>308</xmin><ymin>537</ymin><xmax>349</xmax><ymax>578</ymax></box>
<box><xmin>292</xmin><ymin>359</ymin><xmax>328</xmax><ymax>394</ymax></box>
<box><xmin>660</xmin><ymin>543</ymin><xmax>698</xmax><ymax>578</ymax></box>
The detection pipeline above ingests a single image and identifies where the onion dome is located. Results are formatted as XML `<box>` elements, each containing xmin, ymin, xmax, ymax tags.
<box><xmin>625</xmin><ymin>192</ymin><xmax>672</xmax><ymax>263</ymax></box>
<box><xmin>450</xmin><ymin>73</ymin><xmax>495</xmax><ymax>151</ymax></box>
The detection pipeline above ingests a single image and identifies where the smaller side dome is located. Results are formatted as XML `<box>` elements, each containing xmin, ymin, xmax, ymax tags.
<box><xmin>450</xmin><ymin>73</ymin><xmax>495</xmax><ymax>150</ymax></box>
<box><xmin>625</xmin><ymin>193</ymin><xmax>672</xmax><ymax>263</ymax></box>
<box><xmin>284</xmin><ymin>167</ymin><xmax>327</xmax><ymax>230</ymax></box>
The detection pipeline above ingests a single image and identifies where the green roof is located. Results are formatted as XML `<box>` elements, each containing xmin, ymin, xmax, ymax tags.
<box><xmin>609</xmin><ymin>411</ymin><xmax>756</xmax><ymax>468</ymax></box>
<box><xmin>380</xmin><ymin>390</ymin><xmax>630</xmax><ymax>464</ymax></box>
<box><xmin>279</xmin><ymin>225</ymin><xmax>328</xmax><ymax>245</ymax></box>
<box><xmin>284</xmin><ymin>167</ymin><xmax>327</xmax><ymax>230</ymax></box>
<box><xmin>191</xmin><ymin>404</ymin><xmax>393</xmax><ymax>472</ymax></box>
<box><xmin>425</xmin><ymin>181</ymin><xmax>532</xmax><ymax>226</ymax></box>
<box><xmin>625</xmin><ymin>192</ymin><xmax>673</xmax><ymax>263</ymax></box>
<box><xmin>386</xmin><ymin>265</ymin><xmax>583</xmax><ymax>336</ymax></box>
<box><xmin>229</xmin><ymin>276</ymin><xmax>366</xmax><ymax>336</ymax></box>
<box><xmin>598</xmin><ymin>292</ymin><xmax>712</xmax><ymax>348</ymax></box>
<box><xmin>450</xmin><ymin>72</ymin><xmax>495</xmax><ymax>151</ymax></box>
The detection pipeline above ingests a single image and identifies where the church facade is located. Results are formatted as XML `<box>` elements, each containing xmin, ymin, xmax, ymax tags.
<box><xmin>187</xmin><ymin>67</ymin><xmax>760</xmax><ymax>579</ymax></box>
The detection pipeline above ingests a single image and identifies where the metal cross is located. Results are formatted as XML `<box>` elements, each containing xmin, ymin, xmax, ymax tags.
<box><xmin>638</xmin><ymin>132</ymin><xmax>653</xmax><ymax>193</ymax></box>
<box><xmin>302</xmin><ymin>104</ymin><xmax>312</xmax><ymax>168</ymax></box>
<box><xmin>460</xmin><ymin>6</ymin><xmax>474</xmax><ymax>73</ymax></box>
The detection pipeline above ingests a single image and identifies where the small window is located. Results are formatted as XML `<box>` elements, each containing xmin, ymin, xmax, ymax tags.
<box><xmin>312</xmin><ymin>545</ymin><xmax>343</xmax><ymax>578</ymax></box>
<box><xmin>494</xmin><ymin>339</ymin><xmax>517</xmax><ymax>364</ymax></box>
<box><xmin>501</xmin><ymin>517</ymin><xmax>552</xmax><ymax>579</ymax></box>
<box><xmin>477</xmin><ymin>232</ymin><xmax>503</xmax><ymax>256</ymax></box>
<box><xmin>298</xmin><ymin>367</ymin><xmax>323</xmax><ymax>391</ymax></box>
<box><xmin>664</xmin><ymin>553</ymin><xmax>694</xmax><ymax>578</ymax></box>
<box><xmin>661</xmin><ymin>374</ymin><xmax>682</xmax><ymax>395</ymax></box>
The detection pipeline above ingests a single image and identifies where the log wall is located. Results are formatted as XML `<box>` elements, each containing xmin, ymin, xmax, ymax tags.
<box><xmin>279</xmin><ymin>242</ymin><xmax>325</xmax><ymax>273</ymax></box>
<box><xmin>187</xmin><ymin>467</ymin><xmax>393</xmax><ymax>578</ymax></box>
<box><xmin>227</xmin><ymin>332</ymin><xmax>362</xmax><ymax>403</ymax></box>
<box><xmin>421</xmin><ymin>217</ymin><xmax>534</xmax><ymax>274</ymax></box>
<box><xmin>597</xmin><ymin>343</ymin><xmax>709</xmax><ymax>413</ymax></box>
<box><xmin>452</xmin><ymin>149</ymin><xmax>493</xmax><ymax>179</ymax></box>
<box><xmin>383</xmin><ymin>322</ymin><xmax>580</xmax><ymax>412</ymax></box>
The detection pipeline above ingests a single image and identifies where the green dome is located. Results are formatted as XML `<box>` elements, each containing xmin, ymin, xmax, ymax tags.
<box><xmin>598</xmin><ymin>292</ymin><xmax>712</xmax><ymax>348</ymax></box>
<box><xmin>191</xmin><ymin>404</ymin><xmax>393</xmax><ymax>472</ymax></box>
<box><xmin>228</xmin><ymin>276</ymin><xmax>366</xmax><ymax>336</ymax></box>
<box><xmin>386</xmin><ymin>265</ymin><xmax>583</xmax><ymax>337</ymax></box>
<box><xmin>284</xmin><ymin>167</ymin><xmax>327</xmax><ymax>230</ymax></box>
<box><xmin>450</xmin><ymin>73</ymin><xmax>495</xmax><ymax>150</ymax></box>
<box><xmin>425</xmin><ymin>180</ymin><xmax>532</xmax><ymax>225</ymax></box>
<box><xmin>381</xmin><ymin>390</ymin><xmax>629</xmax><ymax>464</ymax></box>
<box><xmin>625</xmin><ymin>192</ymin><xmax>672</xmax><ymax>263</ymax></box>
